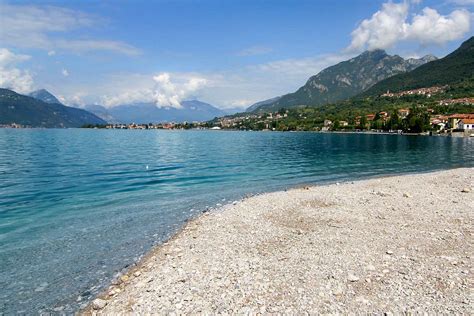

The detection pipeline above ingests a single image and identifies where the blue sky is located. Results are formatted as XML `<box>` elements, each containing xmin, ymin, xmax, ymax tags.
<box><xmin>0</xmin><ymin>0</ymin><xmax>472</xmax><ymax>109</ymax></box>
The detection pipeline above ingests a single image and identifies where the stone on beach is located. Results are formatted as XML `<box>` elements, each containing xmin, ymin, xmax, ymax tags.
<box><xmin>348</xmin><ymin>274</ymin><xmax>360</xmax><ymax>282</ymax></box>
<box><xmin>91</xmin><ymin>298</ymin><xmax>107</xmax><ymax>310</ymax></box>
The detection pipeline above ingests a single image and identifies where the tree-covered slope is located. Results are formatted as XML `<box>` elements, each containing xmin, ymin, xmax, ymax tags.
<box><xmin>0</xmin><ymin>88</ymin><xmax>106</xmax><ymax>127</ymax></box>
<box><xmin>362</xmin><ymin>36</ymin><xmax>474</xmax><ymax>97</ymax></box>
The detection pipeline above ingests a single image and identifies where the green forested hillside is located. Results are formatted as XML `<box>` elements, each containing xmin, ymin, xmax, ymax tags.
<box><xmin>0</xmin><ymin>88</ymin><xmax>106</xmax><ymax>127</ymax></box>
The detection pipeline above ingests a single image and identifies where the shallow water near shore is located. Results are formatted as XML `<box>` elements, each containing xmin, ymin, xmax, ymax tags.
<box><xmin>0</xmin><ymin>129</ymin><xmax>473</xmax><ymax>313</ymax></box>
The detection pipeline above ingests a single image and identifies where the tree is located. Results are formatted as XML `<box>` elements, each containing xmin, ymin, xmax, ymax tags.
<box><xmin>388</xmin><ymin>111</ymin><xmax>400</xmax><ymax>130</ymax></box>
<box><xmin>371</xmin><ymin>119</ymin><xmax>384</xmax><ymax>130</ymax></box>
<box><xmin>404</xmin><ymin>107</ymin><xmax>431</xmax><ymax>133</ymax></box>
<box><xmin>359</xmin><ymin>116</ymin><xmax>367</xmax><ymax>130</ymax></box>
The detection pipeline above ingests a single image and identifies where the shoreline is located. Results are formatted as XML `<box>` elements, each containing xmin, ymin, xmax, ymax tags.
<box><xmin>4</xmin><ymin>127</ymin><xmax>474</xmax><ymax>139</ymax></box>
<box><xmin>83</xmin><ymin>168</ymin><xmax>473</xmax><ymax>314</ymax></box>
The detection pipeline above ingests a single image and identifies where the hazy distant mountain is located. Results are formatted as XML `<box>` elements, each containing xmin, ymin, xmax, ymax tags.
<box><xmin>0</xmin><ymin>88</ymin><xmax>106</xmax><ymax>127</ymax></box>
<box><xmin>82</xmin><ymin>104</ymin><xmax>117</xmax><ymax>123</ymax></box>
<box><xmin>249</xmin><ymin>50</ymin><xmax>437</xmax><ymax>112</ymax></box>
<box><xmin>28</xmin><ymin>89</ymin><xmax>62</xmax><ymax>104</ymax></box>
<box><xmin>85</xmin><ymin>100</ymin><xmax>226</xmax><ymax>123</ymax></box>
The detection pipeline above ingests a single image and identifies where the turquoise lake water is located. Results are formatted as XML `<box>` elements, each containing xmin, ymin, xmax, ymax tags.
<box><xmin>0</xmin><ymin>129</ymin><xmax>473</xmax><ymax>313</ymax></box>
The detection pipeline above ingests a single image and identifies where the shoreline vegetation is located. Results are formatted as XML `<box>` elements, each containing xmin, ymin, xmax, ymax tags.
<box><xmin>84</xmin><ymin>168</ymin><xmax>473</xmax><ymax>314</ymax></box>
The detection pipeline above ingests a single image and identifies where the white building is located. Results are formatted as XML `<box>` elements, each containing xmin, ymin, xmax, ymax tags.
<box><xmin>459</xmin><ymin>119</ymin><xmax>474</xmax><ymax>130</ymax></box>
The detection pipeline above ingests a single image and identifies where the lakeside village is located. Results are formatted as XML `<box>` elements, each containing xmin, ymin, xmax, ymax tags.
<box><xmin>214</xmin><ymin>86</ymin><xmax>474</xmax><ymax>137</ymax></box>
<box><xmin>217</xmin><ymin>105</ymin><xmax>474</xmax><ymax>135</ymax></box>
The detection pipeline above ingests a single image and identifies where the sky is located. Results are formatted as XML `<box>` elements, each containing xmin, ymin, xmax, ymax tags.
<box><xmin>0</xmin><ymin>0</ymin><xmax>473</xmax><ymax>110</ymax></box>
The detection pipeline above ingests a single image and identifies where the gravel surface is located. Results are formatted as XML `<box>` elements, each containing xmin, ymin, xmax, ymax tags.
<box><xmin>85</xmin><ymin>168</ymin><xmax>473</xmax><ymax>314</ymax></box>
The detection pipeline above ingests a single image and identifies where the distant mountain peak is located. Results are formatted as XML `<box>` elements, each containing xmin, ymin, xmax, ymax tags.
<box><xmin>361</xmin><ymin>49</ymin><xmax>388</xmax><ymax>59</ymax></box>
<box><xmin>421</xmin><ymin>54</ymin><xmax>437</xmax><ymax>62</ymax></box>
<box><xmin>405</xmin><ymin>54</ymin><xmax>438</xmax><ymax>68</ymax></box>
<box><xmin>29</xmin><ymin>89</ymin><xmax>61</xmax><ymax>105</ymax></box>
<box><xmin>248</xmin><ymin>49</ymin><xmax>436</xmax><ymax>112</ymax></box>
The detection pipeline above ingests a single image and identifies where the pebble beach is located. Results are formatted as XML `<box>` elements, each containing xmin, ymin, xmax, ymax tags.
<box><xmin>85</xmin><ymin>168</ymin><xmax>473</xmax><ymax>314</ymax></box>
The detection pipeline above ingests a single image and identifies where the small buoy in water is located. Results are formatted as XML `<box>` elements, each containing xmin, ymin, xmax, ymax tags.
<box><xmin>146</xmin><ymin>165</ymin><xmax>149</xmax><ymax>170</ymax></box>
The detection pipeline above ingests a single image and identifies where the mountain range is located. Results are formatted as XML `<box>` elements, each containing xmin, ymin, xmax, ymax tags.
<box><xmin>248</xmin><ymin>50</ymin><xmax>437</xmax><ymax>112</ymax></box>
<box><xmin>0</xmin><ymin>89</ymin><xmax>106</xmax><ymax>128</ymax></box>
<box><xmin>83</xmin><ymin>100</ymin><xmax>226</xmax><ymax>124</ymax></box>
<box><xmin>27</xmin><ymin>88</ymin><xmax>226</xmax><ymax>124</ymax></box>
<box><xmin>361</xmin><ymin>36</ymin><xmax>474</xmax><ymax>97</ymax></box>
<box><xmin>1</xmin><ymin>87</ymin><xmax>227</xmax><ymax>126</ymax></box>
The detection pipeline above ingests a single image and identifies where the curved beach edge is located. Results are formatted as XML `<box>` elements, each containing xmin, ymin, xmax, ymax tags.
<box><xmin>82</xmin><ymin>168</ymin><xmax>473</xmax><ymax>314</ymax></box>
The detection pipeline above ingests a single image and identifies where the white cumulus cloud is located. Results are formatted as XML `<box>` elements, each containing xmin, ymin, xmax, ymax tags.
<box><xmin>62</xmin><ymin>68</ymin><xmax>69</xmax><ymax>77</ymax></box>
<box><xmin>348</xmin><ymin>1</ymin><xmax>471</xmax><ymax>51</ymax></box>
<box><xmin>0</xmin><ymin>48</ymin><xmax>34</xmax><ymax>93</ymax></box>
<box><xmin>100</xmin><ymin>72</ymin><xmax>208</xmax><ymax>108</ymax></box>
<box><xmin>407</xmin><ymin>7</ymin><xmax>471</xmax><ymax>44</ymax></box>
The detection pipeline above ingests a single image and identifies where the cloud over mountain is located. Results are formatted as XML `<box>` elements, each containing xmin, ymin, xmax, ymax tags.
<box><xmin>101</xmin><ymin>72</ymin><xmax>208</xmax><ymax>108</ymax></box>
<box><xmin>0</xmin><ymin>48</ymin><xmax>34</xmax><ymax>94</ymax></box>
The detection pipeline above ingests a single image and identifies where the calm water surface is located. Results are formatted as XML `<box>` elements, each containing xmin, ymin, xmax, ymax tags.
<box><xmin>0</xmin><ymin>129</ymin><xmax>473</xmax><ymax>313</ymax></box>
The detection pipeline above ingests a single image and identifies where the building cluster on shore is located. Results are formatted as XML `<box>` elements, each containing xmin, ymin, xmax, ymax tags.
<box><xmin>219</xmin><ymin>111</ymin><xmax>289</xmax><ymax>129</ymax></box>
<box><xmin>336</xmin><ymin>111</ymin><xmax>474</xmax><ymax>132</ymax></box>
<box><xmin>0</xmin><ymin>123</ymin><xmax>28</xmax><ymax>128</ymax></box>
<box><xmin>381</xmin><ymin>86</ymin><xmax>448</xmax><ymax>98</ymax></box>
<box><xmin>104</xmin><ymin>123</ymin><xmax>177</xmax><ymax>130</ymax></box>
<box><xmin>215</xmin><ymin>108</ymin><xmax>474</xmax><ymax>135</ymax></box>
<box><xmin>320</xmin><ymin>111</ymin><xmax>474</xmax><ymax>136</ymax></box>
<box><xmin>99</xmin><ymin>122</ymin><xmax>210</xmax><ymax>130</ymax></box>
<box><xmin>438</xmin><ymin>97</ymin><xmax>474</xmax><ymax>106</ymax></box>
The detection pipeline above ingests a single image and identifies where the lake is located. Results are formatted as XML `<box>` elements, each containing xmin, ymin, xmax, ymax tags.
<box><xmin>0</xmin><ymin>129</ymin><xmax>473</xmax><ymax>313</ymax></box>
